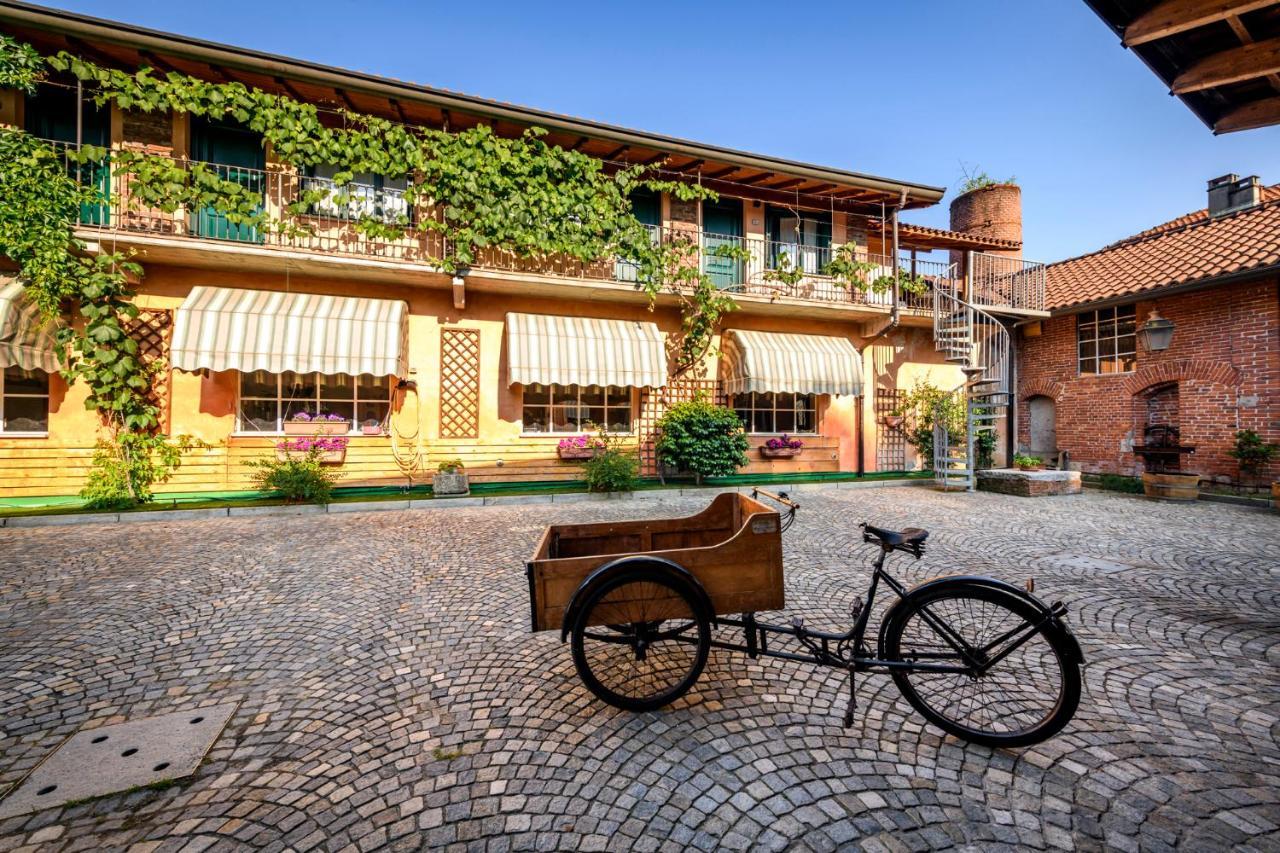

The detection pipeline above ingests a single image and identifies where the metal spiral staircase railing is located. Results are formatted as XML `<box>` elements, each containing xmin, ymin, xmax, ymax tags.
<box><xmin>930</xmin><ymin>274</ymin><xmax>1011</xmax><ymax>491</ymax></box>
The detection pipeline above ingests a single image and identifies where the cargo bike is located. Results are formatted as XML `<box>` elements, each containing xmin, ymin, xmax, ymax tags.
<box><xmin>526</xmin><ymin>490</ymin><xmax>1083</xmax><ymax>747</ymax></box>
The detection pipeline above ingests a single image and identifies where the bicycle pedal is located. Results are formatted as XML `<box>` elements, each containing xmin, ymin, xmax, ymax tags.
<box><xmin>791</xmin><ymin>616</ymin><xmax>805</xmax><ymax>631</ymax></box>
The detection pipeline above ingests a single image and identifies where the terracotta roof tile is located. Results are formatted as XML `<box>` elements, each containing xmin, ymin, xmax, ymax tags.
<box><xmin>1045</xmin><ymin>188</ymin><xmax>1280</xmax><ymax>311</ymax></box>
<box><xmin>865</xmin><ymin>219</ymin><xmax>1021</xmax><ymax>251</ymax></box>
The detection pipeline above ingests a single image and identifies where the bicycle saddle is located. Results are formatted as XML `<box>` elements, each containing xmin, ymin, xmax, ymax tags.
<box><xmin>862</xmin><ymin>523</ymin><xmax>929</xmax><ymax>547</ymax></box>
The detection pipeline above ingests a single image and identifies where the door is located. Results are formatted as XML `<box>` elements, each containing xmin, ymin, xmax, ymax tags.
<box><xmin>702</xmin><ymin>198</ymin><xmax>743</xmax><ymax>290</ymax></box>
<box><xmin>191</xmin><ymin>118</ymin><xmax>266</xmax><ymax>243</ymax></box>
<box><xmin>24</xmin><ymin>85</ymin><xmax>111</xmax><ymax>225</ymax></box>
<box><xmin>766</xmin><ymin>208</ymin><xmax>831</xmax><ymax>274</ymax></box>
<box><xmin>617</xmin><ymin>190</ymin><xmax>660</xmax><ymax>282</ymax></box>
<box><xmin>1028</xmin><ymin>396</ymin><xmax>1056</xmax><ymax>455</ymax></box>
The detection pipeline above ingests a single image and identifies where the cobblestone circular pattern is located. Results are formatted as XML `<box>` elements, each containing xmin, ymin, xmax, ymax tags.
<box><xmin>1</xmin><ymin>486</ymin><xmax>1278</xmax><ymax>852</ymax></box>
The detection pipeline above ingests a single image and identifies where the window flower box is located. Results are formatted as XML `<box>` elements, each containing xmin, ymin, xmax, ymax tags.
<box><xmin>558</xmin><ymin>435</ymin><xmax>605</xmax><ymax>460</ymax></box>
<box><xmin>284</xmin><ymin>413</ymin><xmax>350</xmax><ymax>436</ymax></box>
<box><xmin>759</xmin><ymin>434</ymin><xmax>804</xmax><ymax>459</ymax></box>
<box><xmin>276</xmin><ymin>435</ymin><xmax>348</xmax><ymax>464</ymax></box>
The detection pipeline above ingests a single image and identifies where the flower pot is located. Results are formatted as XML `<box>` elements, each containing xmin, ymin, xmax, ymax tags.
<box><xmin>1016</xmin><ymin>465</ymin><xmax>1044</xmax><ymax>472</ymax></box>
<box><xmin>433</xmin><ymin>471</ymin><xmax>470</xmax><ymax>497</ymax></box>
<box><xmin>361</xmin><ymin>424</ymin><xmax>384</xmax><ymax>436</ymax></box>
<box><xmin>1141</xmin><ymin>471</ymin><xmax>1200</xmax><ymax>502</ymax></box>
<box><xmin>277</xmin><ymin>447</ymin><xmax>345</xmax><ymax>464</ymax></box>
<box><xmin>760</xmin><ymin>447</ymin><xmax>802</xmax><ymax>459</ymax></box>
<box><xmin>558</xmin><ymin>447</ymin><xmax>597</xmax><ymax>460</ymax></box>
<box><xmin>284</xmin><ymin>420</ymin><xmax>349</xmax><ymax>437</ymax></box>
<box><xmin>1272</xmin><ymin>481</ymin><xmax>1279</xmax><ymax>512</ymax></box>
<box><xmin>882</xmin><ymin>415</ymin><xmax>904</xmax><ymax>428</ymax></box>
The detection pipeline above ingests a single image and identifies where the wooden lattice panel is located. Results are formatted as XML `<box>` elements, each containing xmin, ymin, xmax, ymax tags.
<box><xmin>637</xmin><ymin>378</ymin><xmax>725</xmax><ymax>476</ymax></box>
<box><xmin>124</xmin><ymin>309</ymin><xmax>173</xmax><ymax>432</ymax></box>
<box><xmin>439</xmin><ymin>327</ymin><xmax>481</xmax><ymax>439</ymax></box>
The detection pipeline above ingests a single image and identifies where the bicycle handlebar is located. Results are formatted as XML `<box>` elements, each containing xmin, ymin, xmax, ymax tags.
<box><xmin>750</xmin><ymin>488</ymin><xmax>799</xmax><ymax>533</ymax></box>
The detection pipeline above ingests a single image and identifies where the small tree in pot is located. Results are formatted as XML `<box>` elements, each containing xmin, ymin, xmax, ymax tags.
<box><xmin>655</xmin><ymin>398</ymin><xmax>750</xmax><ymax>486</ymax></box>
<box><xmin>1228</xmin><ymin>429</ymin><xmax>1279</xmax><ymax>495</ymax></box>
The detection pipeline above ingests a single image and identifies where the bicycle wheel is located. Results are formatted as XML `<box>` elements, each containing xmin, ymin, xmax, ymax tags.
<box><xmin>570</xmin><ymin>570</ymin><xmax>710</xmax><ymax>712</ymax></box>
<box><xmin>880</xmin><ymin>580</ymin><xmax>1080</xmax><ymax>748</ymax></box>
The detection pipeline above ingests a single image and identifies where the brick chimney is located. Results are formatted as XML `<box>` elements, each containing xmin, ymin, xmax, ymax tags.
<box><xmin>949</xmin><ymin>182</ymin><xmax>1022</xmax><ymax>269</ymax></box>
<box><xmin>1208</xmin><ymin>173</ymin><xmax>1261</xmax><ymax>216</ymax></box>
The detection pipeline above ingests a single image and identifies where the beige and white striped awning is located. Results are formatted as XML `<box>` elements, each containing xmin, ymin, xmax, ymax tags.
<box><xmin>506</xmin><ymin>313</ymin><xmax>668</xmax><ymax>388</ymax></box>
<box><xmin>171</xmin><ymin>286</ymin><xmax>409</xmax><ymax>376</ymax></box>
<box><xmin>0</xmin><ymin>279</ymin><xmax>60</xmax><ymax>373</ymax></box>
<box><xmin>721</xmin><ymin>329</ymin><xmax>862</xmax><ymax>396</ymax></box>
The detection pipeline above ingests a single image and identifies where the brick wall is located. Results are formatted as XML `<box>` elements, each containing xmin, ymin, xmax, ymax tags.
<box><xmin>1016</xmin><ymin>277</ymin><xmax>1280</xmax><ymax>484</ymax></box>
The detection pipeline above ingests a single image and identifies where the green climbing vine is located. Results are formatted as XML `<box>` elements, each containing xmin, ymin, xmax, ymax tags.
<box><xmin>0</xmin><ymin>34</ymin><xmax>816</xmax><ymax>501</ymax></box>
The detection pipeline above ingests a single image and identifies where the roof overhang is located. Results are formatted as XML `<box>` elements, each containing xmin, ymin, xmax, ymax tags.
<box><xmin>1082</xmin><ymin>0</ymin><xmax>1280</xmax><ymax>133</ymax></box>
<box><xmin>1049</xmin><ymin>261</ymin><xmax>1280</xmax><ymax>313</ymax></box>
<box><xmin>0</xmin><ymin>1</ymin><xmax>945</xmax><ymax>212</ymax></box>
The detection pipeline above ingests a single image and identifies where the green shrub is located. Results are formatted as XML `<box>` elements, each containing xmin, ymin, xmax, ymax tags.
<box><xmin>437</xmin><ymin>458</ymin><xmax>465</xmax><ymax>473</ymax></box>
<box><xmin>1228</xmin><ymin>429</ymin><xmax>1279</xmax><ymax>488</ymax></box>
<box><xmin>582</xmin><ymin>441</ymin><xmax>640</xmax><ymax>493</ymax></box>
<box><xmin>1097</xmin><ymin>473</ymin><xmax>1143</xmax><ymax>494</ymax></box>
<box><xmin>81</xmin><ymin>433</ymin><xmax>201</xmax><ymax>510</ymax></box>
<box><xmin>655</xmin><ymin>398</ymin><xmax>749</xmax><ymax>484</ymax></box>
<box><xmin>246</xmin><ymin>450</ymin><xmax>342</xmax><ymax>505</ymax></box>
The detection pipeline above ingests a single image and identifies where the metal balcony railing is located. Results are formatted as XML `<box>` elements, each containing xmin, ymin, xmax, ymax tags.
<box><xmin>968</xmin><ymin>251</ymin><xmax>1047</xmax><ymax>312</ymax></box>
<box><xmin>45</xmin><ymin>141</ymin><xmax>957</xmax><ymax>311</ymax></box>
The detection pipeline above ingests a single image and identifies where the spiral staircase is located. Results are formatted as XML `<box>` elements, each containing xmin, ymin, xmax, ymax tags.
<box><xmin>928</xmin><ymin>267</ymin><xmax>1014</xmax><ymax>492</ymax></box>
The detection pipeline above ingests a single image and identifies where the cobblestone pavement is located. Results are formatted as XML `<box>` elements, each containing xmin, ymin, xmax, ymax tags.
<box><xmin>1</xmin><ymin>486</ymin><xmax>1278</xmax><ymax>852</ymax></box>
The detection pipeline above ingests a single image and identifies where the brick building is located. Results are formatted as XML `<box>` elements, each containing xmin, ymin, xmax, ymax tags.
<box><xmin>1016</xmin><ymin>175</ymin><xmax>1280</xmax><ymax>486</ymax></box>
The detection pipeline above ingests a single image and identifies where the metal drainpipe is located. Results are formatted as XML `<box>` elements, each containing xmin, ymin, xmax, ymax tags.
<box><xmin>855</xmin><ymin>192</ymin><xmax>907</xmax><ymax>476</ymax></box>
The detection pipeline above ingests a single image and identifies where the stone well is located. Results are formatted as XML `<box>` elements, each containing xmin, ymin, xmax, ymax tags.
<box><xmin>977</xmin><ymin>468</ymin><xmax>1082</xmax><ymax>498</ymax></box>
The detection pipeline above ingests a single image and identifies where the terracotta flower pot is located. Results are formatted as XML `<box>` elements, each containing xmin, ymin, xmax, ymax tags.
<box><xmin>558</xmin><ymin>447</ymin><xmax>597</xmax><ymax>460</ymax></box>
<box><xmin>284</xmin><ymin>420</ymin><xmax>349</xmax><ymax>437</ymax></box>
<box><xmin>882</xmin><ymin>415</ymin><xmax>904</xmax><ymax>428</ymax></box>
<box><xmin>1141</xmin><ymin>471</ymin><xmax>1200</xmax><ymax>501</ymax></box>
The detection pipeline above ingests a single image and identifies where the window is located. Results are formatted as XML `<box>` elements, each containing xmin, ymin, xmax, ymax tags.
<box><xmin>732</xmin><ymin>392</ymin><xmax>817</xmax><ymax>434</ymax></box>
<box><xmin>302</xmin><ymin>164</ymin><xmax>410</xmax><ymax>224</ymax></box>
<box><xmin>237</xmin><ymin>371</ymin><xmax>389</xmax><ymax>433</ymax></box>
<box><xmin>1078</xmin><ymin>305</ymin><xmax>1136</xmax><ymax>375</ymax></box>
<box><xmin>1</xmin><ymin>366</ymin><xmax>50</xmax><ymax>434</ymax></box>
<box><xmin>521</xmin><ymin>384</ymin><xmax>632</xmax><ymax>434</ymax></box>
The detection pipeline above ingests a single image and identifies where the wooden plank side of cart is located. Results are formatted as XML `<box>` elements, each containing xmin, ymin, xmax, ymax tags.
<box><xmin>527</xmin><ymin>492</ymin><xmax>784</xmax><ymax>631</ymax></box>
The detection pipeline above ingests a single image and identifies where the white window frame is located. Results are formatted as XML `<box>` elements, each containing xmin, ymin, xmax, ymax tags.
<box><xmin>1077</xmin><ymin>304</ymin><xmax>1137</xmax><ymax>376</ymax></box>
<box><xmin>731</xmin><ymin>392</ymin><xmax>819</xmax><ymax>435</ymax></box>
<box><xmin>520</xmin><ymin>383</ymin><xmax>635</xmax><ymax>436</ymax></box>
<box><xmin>301</xmin><ymin>164</ymin><xmax>410</xmax><ymax>225</ymax></box>
<box><xmin>0</xmin><ymin>366</ymin><xmax>51</xmax><ymax>436</ymax></box>
<box><xmin>235</xmin><ymin>371</ymin><xmax>389</xmax><ymax>435</ymax></box>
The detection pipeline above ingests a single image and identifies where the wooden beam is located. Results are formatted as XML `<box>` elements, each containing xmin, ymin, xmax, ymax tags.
<box><xmin>703</xmin><ymin>166</ymin><xmax>739</xmax><ymax>180</ymax></box>
<box><xmin>1172</xmin><ymin>35</ymin><xmax>1280</xmax><ymax>92</ymax></box>
<box><xmin>334</xmin><ymin>88</ymin><xmax>359</xmax><ymax>111</ymax></box>
<box><xmin>569</xmin><ymin>136</ymin><xmax>589</xmax><ymax>151</ymax></box>
<box><xmin>639</xmin><ymin>153</ymin><xmax>668</xmax><ymax>166</ymax></box>
<box><xmin>670</xmin><ymin>159</ymin><xmax>705</xmax><ymax>174</ymax></box>
<box><xmin>1224</xmin><ymin>14</ymin><xmax>1280</xmax><ymax>91</ymax></box>
<box><xmin>604</xmin><ymin>145</ymin><xmax>630</xmax><ymax>161</ymax></box>
<box><xmin>1124</xmin><ymin>0</ymin><xmax>1275</xmax><ymax>47</ymax></box>
<box><xmin>764</xmin><ymin>178</ymin><xmax>805</xmax><ymax>191</ymax></box>
<box><xmin>275</xmin><ymin>76</ymin><xmax>308</xmax><ymax>103</ymax></box>
<box><xmin>733</xmin><ymin>173</ymin><xmax>773</xmax><ymax>186</ymax></box>
<box><xmin>1214</xmin><ymin>93</ymin><xmax>1280</xmax><ymax>132</ymax></box>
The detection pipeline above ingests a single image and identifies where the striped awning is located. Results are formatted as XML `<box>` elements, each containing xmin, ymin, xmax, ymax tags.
<box><xmin>171</xmin><ymin>286</ymin><xmax>409</xmax><ymax>376</ymax></box>
<box><xmin>0</xmin><ymin>279</ymin><xmax>60</xmax><ymax>373</ymax></box>
<box><xmin>721</xmin><ymin>329</ymin><xmax>862</xmax><ymax>396</ymax></box>
<box><xmin>506</xmin><ymin>313</ymin><xmax>668</xmax><ymax>388</ymax></box>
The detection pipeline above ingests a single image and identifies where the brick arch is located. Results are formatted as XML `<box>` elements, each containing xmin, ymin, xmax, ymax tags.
<box><xmin>1020</xmin><ymin>378</ymin><xmax>1065</xmax><ymax>402</ymax></box>
<box><xmin>1122</xmin><ymin>360</ymin><xmax>1240</xmax><ymax>396</ymax></box>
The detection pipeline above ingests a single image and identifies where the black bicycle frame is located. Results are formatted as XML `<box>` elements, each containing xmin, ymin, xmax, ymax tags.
<box><xmin>708</xmin><ymin>544</ymin><xmax>990</xmax><ymax>676</ymax></box>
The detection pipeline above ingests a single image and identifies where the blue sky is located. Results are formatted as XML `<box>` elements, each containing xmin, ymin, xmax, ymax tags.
<box><xmin>43</xmin><ymin>0</ymin><xmax>1280</xmax><ymax>262</ymax></box>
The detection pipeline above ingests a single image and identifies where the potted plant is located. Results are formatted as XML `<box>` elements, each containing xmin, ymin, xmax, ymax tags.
<box><xmin>284</xmin><ymin>411</ymin><xmax>350</xmax><ymax>437</ymax></box>
<box><xmin>655</xmin><ymin>398</ymin><xmax>750</xmax><ymax>485</ymax></box>
<box><xmin>760</xmin><ymin>434</ymin><xmax>804</xmax><ymax>459</ymax></box>
<box><xmin>1012</xmin><ymin>453</ymin><xmax>1044</xmax><ymax>472</ymax></box>
<box><xmin>432</xmin><ymin>458</ymin><xmax>469</xmax><ymax>497</ymax></box>
<box><xmin>276</xmin><ymin>434</ymin><xmax>348</xmax><ymax>464</ymax></box>
<box><xmin>360</xmin><ymin>419</ymin><xmax>384</xmax><ymax>436</ymax></box>
<box><xmin>1228</xmin><ymin>429</ymin><xmax>1279</xmax><ymax>496</ymax></box>
<box><xmin>557</xmin><ymin>434</ymin><xmax>605</xmax><ymax>460</ymax></box>
<box><xmin>882</xmin><ymin>414</ymin><xmax>904</xmax><ymax>429</ymax></box>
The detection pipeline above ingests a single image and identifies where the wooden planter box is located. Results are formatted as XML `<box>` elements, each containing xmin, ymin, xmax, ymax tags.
<box><xmin>526</xmin><ymin>493</ymin><xmax>784</xmax><ymax>632</ymax></box>
<box><xmin>759</xmin><ymin>447</ymin><xmax>802</xmax><ymax>459</ymax></box>
<box><xmin>557</xmin><ymin>447</ymin><xmax>597</xmax><ymax>460</ymax></box>
<box><xmin>276</xmin><ymin>446</ymin><xmax>345</xmax><ymax>465</ymax></box>
<box><xmin>284</xmin><ymin>420</ymin><xmax>350</xmax><ymax>437</ymax></box>
<box><xmin>1141</xmin><ymin>471</ymin><xmax>1200</xmax><ymax>502</ymax></box>
<box><xmin>433</xmin><ymin>471</ymin><xmax>470</xmax><ymax>497</ymax></box>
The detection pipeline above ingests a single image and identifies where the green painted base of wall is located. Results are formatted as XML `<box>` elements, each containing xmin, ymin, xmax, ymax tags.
<box><xmin>0</xmin><ymin>470</ymin><xmax>931</xmax><ymax>518</ymax></box>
